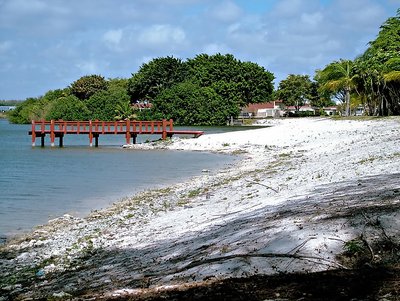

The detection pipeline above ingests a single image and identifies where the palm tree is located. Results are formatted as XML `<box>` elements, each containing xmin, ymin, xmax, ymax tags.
<box><xmin>114</xmin><ymin>100</ymin><xmax>136</xmax><ymax>120</ymax></box>
<box><xmin>316</xmin><ymin>60</ymin><xmax>356</xmax><ymax>116</ymax></box>
<box><xmin>383</xmin><ymin>69</ymin><xmax>400</xmax><ymax>115</ymax></box>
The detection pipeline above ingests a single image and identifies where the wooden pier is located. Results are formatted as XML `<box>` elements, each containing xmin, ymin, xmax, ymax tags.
<box><xmin>29</xmin><ymin>119</ymin><xmax>204</xmax><ymax>147</ymax></box>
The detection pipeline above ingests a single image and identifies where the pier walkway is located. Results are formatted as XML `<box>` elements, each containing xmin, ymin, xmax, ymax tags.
<box><xmin>29</xmin><ymin>119</ymin><xmax>203</xmax><ymax>147</ymax></box>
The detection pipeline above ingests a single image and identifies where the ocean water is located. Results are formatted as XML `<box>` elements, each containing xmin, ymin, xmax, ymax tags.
<box><xmin>0</xmin><ymin>119</ymin><xmax>237</xmax><ymax>239</ymax></box>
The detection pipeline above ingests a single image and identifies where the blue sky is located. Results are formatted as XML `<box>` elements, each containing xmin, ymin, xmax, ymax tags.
<box><xmin>0</xmin><ymin>0</ymin><xmax>399</xmax><ymax>100</ymax></box>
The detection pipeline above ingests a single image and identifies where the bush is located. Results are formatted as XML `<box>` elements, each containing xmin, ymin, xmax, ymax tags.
<box><xmin>70</xmin><ymin>75</ymin><xmax>108</xmax><ymax>100</ymax></box>
<box><xmin>8</xmin><ymin>97</ymin><xmax>48</xmax><ymax>123</ymax></box>
<box><xmin>288</xmin><ymin>111</ymin><xmax>316</xmax><ymax>117</ymax></box>
<box><xmin>152</xmin><ymin>81</ymin><xmax>239</xmax><ymax>125</ymax></box>
<box><xmin>46</xmin><ymin>95</ymin><xmax>90</xmax><ymax>120</ymax></box>
<box><xmin>86</xmin><ymin>86</ymin><xmax>130</xmax><ymax>120</ymax></box>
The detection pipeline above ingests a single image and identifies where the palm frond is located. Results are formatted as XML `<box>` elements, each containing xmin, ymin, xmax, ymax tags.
<box><xmin>324</xmin><ymin>79</ymin><xmax>344</xmax><ymax>91</ymax></box>
<box><xmin>384</xmin><ymin>71</ymin><xmax>400</xmax><ymax>82</ymax></box>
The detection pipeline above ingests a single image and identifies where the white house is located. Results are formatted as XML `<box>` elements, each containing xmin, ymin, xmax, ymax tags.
<box><xmin>0</xmin><ymin>106</ymin><xmax>16</xmax><ymax>112</ymax></box>
<box><xmin>241</xmin><ymin>101</ymin><xmax>284</xmax><ymax>118</ymax></box>
<box><xmin>286</xmin><ymin>104</ymin><xmax>315</xmax><ymax>114</ymax></box>
<box><xmin>323</xmin><ymin>106</ymin><xmax>338</xmax><ymax>116</ymax></box>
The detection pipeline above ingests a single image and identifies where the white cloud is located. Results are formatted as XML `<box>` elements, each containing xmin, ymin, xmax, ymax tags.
<box><xmin>332</xmin><ymin>0</ymin><xmax>386</xmax><ymax>31</ymax></box>
<box><xmin>75</xmin><ymin>61</ymin><xmax>99</xmax><ymax>74</ymax></box>
<box><xmin>103</xmin><ymin>29</ymin><xmax>123</xmax><ymax>46</ymax></box>
<box><xmin>202</xmin><ymin>43</ymin><xmax>231</xmax><ymax>55</ymax></box>
<box><xmin>138</xmin><ymin>25</ymin><xmax>186</xmax><ymax>46</ymax></box>
<box><xmin>209</xmin><ymin>1</ymin><xmax>242</xmax><ymax>22</ymax></box>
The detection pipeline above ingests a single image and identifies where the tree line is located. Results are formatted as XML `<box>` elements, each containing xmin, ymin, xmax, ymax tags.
<box><xmin>8</xmin><ymin>9</ymin><xmax>400</xmax><ymax>125</ymax></box>
<box><xmin>9</xmin><ymin>54</ymin><xmax>274</xmax><ymax>126</ymax></box>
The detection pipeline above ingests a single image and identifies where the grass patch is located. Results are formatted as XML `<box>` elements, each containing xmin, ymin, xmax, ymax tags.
<box><xmin>278</xmin><ymin>152</ymin><xmax>291</xmax><ymax>158</ymax></box>
<box><xmin>357</xmin><ymin>157</ymin><xmax>377</xmax><ymax>164</ymax></box>
<box><xmin>187</xmin><ymin>188</ymin><xmax>202</xmax><ymax>198</ymax></box>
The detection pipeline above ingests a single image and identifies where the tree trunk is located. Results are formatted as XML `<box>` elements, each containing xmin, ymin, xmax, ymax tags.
<box><xmin>381</xmin><ymin>96</ymin><xmax>388</xmax><ymax>116</ymax></box>
<box><xmin>345</xmin><ymin>88</ymin><xmax>350</xmax><ymax>116</ymax></box>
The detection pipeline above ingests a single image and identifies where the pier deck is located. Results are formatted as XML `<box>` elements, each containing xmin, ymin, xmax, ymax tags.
<box><xmin>29</xmin><ymin>119</ymin><xmax>203</xmax><ymax>147</ymax></box>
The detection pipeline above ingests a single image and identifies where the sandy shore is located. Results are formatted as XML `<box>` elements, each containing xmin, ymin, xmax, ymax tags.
<box><xmin>1</xmin><ymin>117</ymin><xmax>400</xmax><ymax>299</ymax></box>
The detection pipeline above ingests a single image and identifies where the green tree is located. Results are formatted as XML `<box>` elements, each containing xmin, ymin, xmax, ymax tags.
<box><xmin>127</xmin><ymin>56</ymin><xmax>189</xmax><ymax>101</ymax></box>
<box><xmin>70</xmin><ymin>75</ymin><xmax>108</xmax><ymax>100</ymax></box>
<box><xmin>8</xmin><ymin>97</ymin><xmax>42</xmax><ymax>123</ymax></box>
<box><xmin>308</xmin><ymin>81</ymin><xmax>334</xmax><ymax>108</ymax></box>
<box><xmin>115</xmin><ymin>100</ymin><xmax>136</xmax><ymax>121</ymax></box>
<box><xmin>187</xmin><ymin>53</ymin><xmax>274</xmax><ymax>106</ymax></box>
<box><xmin>382</xmin><ymin>57</ymin><xmax>400</xmax><ymax>115</ymax></box>
<box><xmin>187</xmin><ymin>53</ymin><xmax>238</xmax><ymax>87</ymax></box>
<box><xmin>315</xmin><ymin>60</ymin><xmax>355</xmax><ymax>116</ymax></box>
<box><xmin>152</xmin><ymin>81</ymin><xmax>239</xmax><ymax>125</ymax></box>
<box><xmin>352</xmin><ymin>54</ymin><xmax>383</xmax><ymax>115</ymax></box>
<box><xmin>236</xmin><ymin>61</ymin><xmax>275</xmax><ymax>105</ymax></box>
<box><xmin>46</xmin><ymin>95</ymin><xmax>90</xmax><ymax>120</ymax></box>
<box><xmin>369</xmin><ymin>9</ymin><xmax>400</xmax><ymax>53</ymax></box>
<box><xmin>276</xmin><ymin>74</ymin><xmax>314</xmax><ymax>111</ymax></box>
<box><xmin>86</xmin><ymin>85</ymin><xmax>130</xmax><ymax>120</ymax></box>
<box><xmin>349</xmin><ymin>9</ymin><xmax>400</xmax><ymax>116</ymax></box>
<box><xmin>127</xmin><ymin>53</ymin><xmax>274</xmax><ymax>124</ymax></box>
<box><xmin>108</xmin><ymin>78</ymin><xmax>129</xmax><ymax>91</ymax></box>
<box><xmin>42</xmin><ymin>88</ymin><xmax>70</xmax><ymax>102</ymax></box>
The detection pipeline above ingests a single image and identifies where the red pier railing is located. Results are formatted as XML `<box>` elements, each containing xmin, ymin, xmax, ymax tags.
<box><xmin>29</xmin><ymin>119</ymin><xmax>203</xmax><ymax>147</ymax></box>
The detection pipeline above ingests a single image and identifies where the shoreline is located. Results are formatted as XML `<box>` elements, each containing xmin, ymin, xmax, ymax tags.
<box><xmin>1</xmin><ymin>117</ymin><xmax>400</xmax><ymax>299</ymax></box>
<box><xmin>0</xmin><ymin>125</ymin><xmax>235</xmax><ymax>242</ymax></box>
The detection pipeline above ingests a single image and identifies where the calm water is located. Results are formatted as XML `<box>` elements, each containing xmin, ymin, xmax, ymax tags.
<box><xmin>0</xmin><ymin>119</ymin><xmax>237</xmax><ymax>239</ymax></box>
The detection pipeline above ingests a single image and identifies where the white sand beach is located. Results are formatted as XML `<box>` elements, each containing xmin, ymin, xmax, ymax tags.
<box><xmin>1</xmin><ymin>117</ymin><xmax>400</xmax><ymax>299</ymax></box>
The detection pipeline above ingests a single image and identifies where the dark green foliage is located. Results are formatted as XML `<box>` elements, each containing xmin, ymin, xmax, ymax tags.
<box><xmin>311</xmin><ymin>10</ymin><xmax>400</xmax><ymax>117</ymax></box>
<box><xmin>8</xmin><ymin>98</ymin><xmax>41</xmax><ymax>123</ymax></box>
<box><xmin>42</xmin><ymin>88</ymin><xmax>70</xmax><ymax>102</ymax></box>
<box><xmin>127</xmin><ymin>56</ymin><xmax>189</xmax><ymax>101</ymax></box>
<box><xmin>127</xmin><ymin>53</ymin><xmax>274</xmax><ymax>125</ymax></box>
<box><xmin>86</xmin><ymin>85</ymin><xmax>130</xmax><ymax>120</ymax></box>
<box><xmin>187</xmin><ymin>53</ymin><xmax>274</xmax><ymax>106</ymax></box>
<box><xmin>236</xmin><ymin>61</ymin><xmax>275</xmax><ymax>105</ymax></box>
<box><xmin>70</xmin><ymin>75</ymin><xmax>108</xmax><ymax>100</ymax></box>
<box><xmin>186</xmin><ymin>53</ymin><xmax>237</xmax><ymax>87</ymax></box>
<box><xmin>136</xmin><ymin>108</ymin><xmax>163</xmax><ymax>121</ymax></box>
<box><xmin>108</xmin><ymin>78</ymin><xmax>129</xmax><ymax>90</ymax></box>
<box><xmin>115</xmin><ymin>100</ymin><xmax>136</xmax><ymax>121</ymax></box>
<box><xmin>276</xmin><ymin>75</ymin><xmax>314</xmax><ymax>111</ymax></box>
<box><xmin>351</xmin><ymin>9</ymin><xmax>400</xmax><ymax>116</ymax></box>
<box><xmin>309</xmin><ymin>82</ymin><xmax>334</xmax><ymax>108</ymax></box>
<box><xmin>315</xmin><ymin>60</ymin><xmax>355</xmax><ymax>116</ymax></box>
<box><xmin>7</xmin><ymin>96</ymin><xmax>55</xmax><ymax>123</ymax></box>
<box><xmin>288</xmin><ymin>111</ymin><xmax>316</xmax><ymax>117</ymax></box>
<box><xmin>369</xmin><ymin>9</ymin><xmax>400</xmax><ymax>53</ymax></box>
<box><xmin>46</xmin><ymin>95</ymin><xmax>90</xmax><ymax>120</ymax></box>
<box><xmin>152</xmin><ymin>81</ymin><xmax>239</xmax><ymax>125</ymax></box>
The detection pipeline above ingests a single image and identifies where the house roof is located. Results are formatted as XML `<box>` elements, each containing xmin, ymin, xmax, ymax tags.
<box><xmin>245</xmin><ymin>102</ymin><xmax>276</xmax><ymax>111</ymax></box>
<box><xmin>132</xmin><ymin>103</ymin><xmax>153</xmax><ymax>109</ymax></box>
